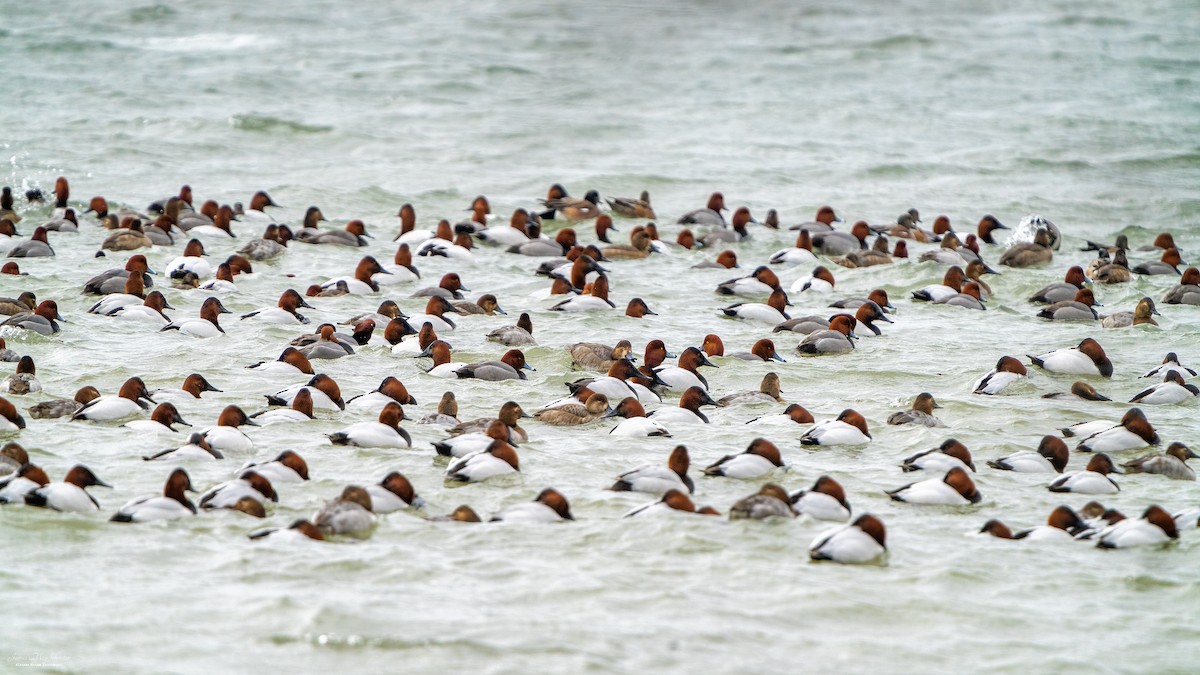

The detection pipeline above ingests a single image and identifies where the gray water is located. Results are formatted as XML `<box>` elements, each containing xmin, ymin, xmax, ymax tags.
<box><xmin>2</xmin><ymin>1</ymin><xmax>1200</xmax><ymax>672</ymax></box>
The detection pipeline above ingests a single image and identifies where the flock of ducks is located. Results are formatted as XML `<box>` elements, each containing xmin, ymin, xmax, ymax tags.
<box><xmin>0</xmin><ymin>177</ymin><xmax>1196</xmax><ymax>561</ymax></box>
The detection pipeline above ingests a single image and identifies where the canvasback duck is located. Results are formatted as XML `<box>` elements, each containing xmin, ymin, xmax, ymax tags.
<box><xmin>247</xmin><ymin>347</ymin><xmax>314</xmax><ymax>376</ymax></box>
<box><xmin>888</xmin><ymin>467</ymin><xmax>981</xmax><ymax>505</ymax></box>
<box><xmin>1049</xmin><ymin>453</ymin><xmax>1120</xmax><ymax>494</ymax></box>
<box><xmin>606</xmin><ymin>190</ymin><xmax>656</xmax><ymax>219</ymax></box>
<box><xmin>974</xmin><ymin>215</ymin><xmax>1009</xmax><ymax>243</ymax></box>
<box><xmin>195</xmin><ymin>262</ymin><xmax>236</xmax><ymax>293</ymax></box>
<box><xmin>411</xmin><ymin>272</ymin><xmax>469</xmax><ymax>300</ymax></box>
<box><xmin>999</xmin><ymin>228</ymin><xmax>1054</xmax><ymax>267</ymax></box>
<box><xmin>721</xmin><ymin>289</ymin><xmax>791</xmax><ymax>324</ymax></box>
<box><xmin>717</xmin><ymin>372</ymin><xmax>784</xmax><ymax>405</ymax></box>
<box><xmin>72</xmin><ymin>377</ymin><xmax>153</xmax><ymax>422</ymax></box>
<box><xmin>376</xmin><ymin>242</ymin><xmax>422</xmax><ymax>285</ymax></box>
<box><xmin>795</xmin><ymin>314</ymin><xmax>856</xmax><ymax>355</ymax></box>
<box><xmin>347</xmin><ymin>376</ymin><xmax>417</xmax><ymax>412</ymax></box>
<box><xmin>0</xmin><ymin>463</ymin><xmax>48</xmax><ymax>502</ymax></box>
<box><xmin>329</xmin><ymin>402</ymin><xmax>411</xmax><ymax>448</ymax></box>
<box><xmin>729</xmin><ymin>484</ymin><xmax>796</xmax><ymax>520</ymax></box>
<box><xmin>250</xmin><ymin>389</ymin><xmax>315</xmax><ymax>425</ymax></box>
<box><xmin>165</xmin><ymin>239</ymin><xmax>212</xmax><ymax>280</ymax></box>
<box><xmin>1030</xmin><ymin>266</ymin><xmax>1089</xmax><ymax>305</ymax></box>
<box><xmin>455</xmin><ymin>349</ymin><xmax>534</xmax><ymax>381</ymax></box>
<box><xmin>108</xmin><ymin>291</ymin><xmax>172</xmax><ymax>324</ymax></box>
<box><xmin>624</xmin><ymin>489</ymin><xmax>718</xmax><ymax>518</ymax></box>
<box><xmin>321</xmin><ymin>256</ymin><xmax>389</xmax><ymax>294</ymax></box>
<box><xmin>0</xmin><ymin>397</ymin><xmax>25</xmax><ymax>431</ymax></box>
<box><xmin>746</xmin><ymin>403</ymin><xmax>813</xmax><ymax>426</ymax></box>
<box><xmin>1132</xmin><ymin>247</ymin><xmax>1185</xmax><ymax>276</ymax></box>
<box><xmin>110</xmin><ymin>468</ymin><xmax>196</xmax><ymax>522</ymax></box>
<box><xmin>417</xmin><ymin>340</ymin><xmax>468</xmax><ymax>378</ymax></box>
<box><xmin>240</xmin><ymin>289</ymin><xmax>313</xmax><ymax>325</ymax></box>
<box><xmin>716</xmin><ymin>265</ymin><xmax>782</xmax><ymax>297</ymax></box>
<box><xmin>408</xmin><ymin>296</ymin><xmax>466</xmax><ymax>332</ymax></box>
<box><xmin>769</xmin><ymin>229</ymin><xmax>818</xmax><ymax>266</ymax></box>
<box><xmin>653</xmin><ymin>346</ymin><xmax>717</xmax><ymax>392</ymax></box>
<box><xmin>901</xmin><ymin>439</ymin><xmax>975</xmax><ymax>473</ymax></box>
<box><xmin>299</xmin><ymin>217</ymin><xmax>372</xmax><ymax>248</ymax></box>
<box><xmin>789</xmin><ymin>265</ymin><xmax>836</xmax><ymax>294</ymax></box>
<box><xmin>649</xmin><ymin>386</ymin><xmax>722</xmax><ymax>426</ymax></box>
<box><xmin>1100</xmin><ymin>296</ymin><xmax>1159</xmax><ymax>328</ymax></box>
<box><xmin>7</xmin><ymin>226</ymin><xmax>54</xmax><ymax>258</ymax></box>
<box><xmin>241</xmin><ymin>450</ymin><xmax>310</xmax><ymax>484</ymax></box>
<box><xmin>187</xmin><ymin>204</ymin><xmax>238</xmax><ymax>239</ymax></box>
<box><xmin>703</xmin><ymin>438</ymin><xmax>786</xmax><ymax>479</ymax></box>
<box><xmin>487</xmin><ymin>312</ymin><xmax>536</xmax><ymax>346</ymax></box>
<box><xmin>491</xmin><ymin>488</ymin><xmax>574</xmax><ymax>523</ymax></box>
<box><xmin>610</xmin><ymin>445</ymin><xmax>694</xmax><ymax>494</ymax></box>
<box><xmin>142</xmin><ymin>433</ymin><xmax>223</xmax><ymax>462</ymax></box>
<box><xmin>199</xmin><ymin>405</ymin><xmax>259</xmax><ymax>452</ymax></box>
<box><xmin>445</xmin><ymin>440</ymin><xmax>520</xmax><ymax>483</ymax></box>
<box><xmin>1042</xmin><ymin>381</ymin><xmax>1111</xmax><ymax>401</ymax></box>
<box><xmin>476</xmin><ymin>209</ymin><xmax>535</xmax><ymax>247</ymax></box>
<box><xmin>238</xmin><ymin>223</ymin><xmax>292</xmax><ymax>260</ymax></box>
<box><xmin>24</xmin><ymin>465</ymin><xmax>110</xmax><ymax>512</ymax></box>
<box><xmin>1122</xmin><ymin>443</ymin><xmax>1197</xmax><ymax>481</ymax></box>
<box><xmin>88</xmin><ymin>272</ymin><xmax>148</xmax><ymax>315</ymax></box>
<box><xmin>830</xmin><ymin>288</ymin><xmax>895</xmax><ymax>314</ymax></box>
<box><xmin>535</xmin><ymin>393</ymin><xmax>610</xmax><ymax>426</ymax></box>
<box><xmin>151</xmin><ymin>374</ymin><xmax>221</xmax><ymax>402</ymax></box>
<box><xmin>886</xmin><ymin>393</ymin><xmax>943</xmax><ymax>427</ymax></box>
<box><xmin>0</xmin><ymin>443</ymin><xmax>28</xmax><ymax>475</ymax></box>
<box><xmin>569</xmin><ymin>339</ymin><xmax>634</xmax><ymax>371</ymax></box>
<box><xmin>1140</xmin><ymin>352</ymin><xmax>1196</xmax><ymax>379</ymax></box>
<box><xmin>1028</xmin><ymin>337</ymin><xmax>1113</xmax><ymax>377</ymax></box>
<box><xmin>27</xmin><ymin>386</ymin><xmax>99</xmax><ymax>419</ymax></box>
<box><xmin>199</xmin><ymin>470</ymin><xmax>277</xmax><ymax>510</ymax></box>
<box><xmin>1097</xmin><ymin>505</ymin><xmax>1178</xmax><ymax>548</ymax></box>
<box><xmin>800</xmin><ymin>409</ymin><xmax>871</xmax><ymax>446</ymax></box>
<box><xmin>418</xmin><ymin>391</ymin><xmax>458</xmax><ymax>426</ymax></box>
<box><xmin>314</xmin><ymin>486</ymin><xmax>377</xmax><ymax>537</ymax></box>
<box><xmin>238</xmin><ymin>190</ymin><xmax>278</xmax><ymax>224</ymax></box>
<box><xmin>453</xmin><ymin>294</ymin><xmax>506</xmax><ymax>316</ymax></box>
<box><xmin>1076</xmin><ymin>408</ymin><xmax>1158</xmax><ymax>453</ymax></box>
<box><xmin>677</xmin><ymin>192</ymin><xmax>726</xmax><ymax>226</ymax></box>
<box><xmin>811</xmin><ymin>221</ymin><xmax>870</xmax><ymax>257</ymax></box>
<box><xmin>2</xmin><ymin>300</ymin><xmax>62</xmax><ymax>335</ymax></box>
<box><xmin>512</xmin><ymin>228</ymin><xmax>577</xmax><ymax>257</ymax></box>
<box><xmin>1163</xmin><ymin>267</ymin><xmax>1200</xmax><ymax>305</ymax></box>
<box><xmin>0</xmin><ymin>291</ymin><xmax>36</xmax><ymax>316</ymax></box>
<box><xmin>266</xmin><ymin>373</ymin><xmax>345</xmax><ymax>411</ymax></box>
<box><xmin>393</xmin><ymin>203</ymin><xmax>427</xmax><ymax>243</ymax></box>
<box><xmin>161</xmin><ymin>296</ymin><xmax>231</xmax><ymax>338</ymax></box>
<box><xmin>728</xmin><ymin>338</ymin><xmax>786</xmax><ymax>362</ymax></box>
<box><xmin>851</xmin><ymin>301</ymin><xmax>893</xmax><ymax>335</ymax></box>
<box><xmin>1129</xmin><ymin>371</ymin><xmax>1198</xmax><ymax>405</ymax></box>
<box><xmin>1003</xmin><ymin>506</ymin><xmax>1088</xmax><ymax>543</ymax></box>
<box><xmin>366</xmin><ymin>472</ymin><xmax>423</xmax><ymax>513</ymax></box>
<box><xmin>692</xmin><ymin>249</ymin><xmax>739</xmax><ymax>270</ymax></box>
<box><xmin>433</xmin><ymin>418</ymin><xmax>514</xmax><ymax>458</ymax></box>
<box><xmin>1</xmin><ymin>356</ymin><xmax>40</xmax><ymax>395</ymax></box>
<box><xmin>592</xmin><ymin>214</ymin><xmax>619</xmax><ymax>244</ymax></box>
<box><xmin>789</xmin><ymin>475</ymin><xmax>851</xmax><ymax>522</ymax></box>
<box><xmin>1037</xmin><ymin>288</ymin><xmax>1099</xmax><ymax>322</ymax></box>
<box><xmin>987</xmin><ymin>436</ymin><xmax>1069</xmax><ymax>473</ymax></box>
<box><xmin>448</xmin><ymin>400</ymin><xmax>530</xmax><ymax>441</ymax></box>
<box><xmin>972</xmin><ymin>356</ymin><xmax>1028</xmax><ymax>395</ymax></box>
<box><xmin>933</xmin><ymin>280</ymin><xmax>985</xmax><ymax>310</ymax></box>
<box><xmin>550</xmin><ymin>275</ymin><xmax>616</xmax><ymax>311</ymax></box>
<box><xmin>605</xmin><ymin>397</ymin><xmax>671</xmax><ymax>437</ymax></box>
<box><xmin>122</xmin><ymin>402</ymin><xmax>190</xmax><ymax>433</ymax></box>
<box><xmin>249</xmin><ymin>519</ymin><xmax>325</xmax><ymax>542</ymax></box>
<box><xmin>911</xmin><ymin>266</ymin><xmax>965</xmax><ymax>303</ymax></box>
<box><xmin>809</xmin><ymin>514</ymin><xmax>886</xmax><ymax>564</ymax></box>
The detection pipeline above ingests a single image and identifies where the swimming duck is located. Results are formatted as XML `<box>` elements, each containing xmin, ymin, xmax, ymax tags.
<box><xmin>703</xmin><ymin>438</ymin><xmax>786</xmax><ymax>479</ymax></box>
<box><xmin>1028</xmin><ymin>338</ymin><xmax>1112</xmax><ymax>377</ymax></box>
<box><xmin>795</xmin><ymin>314</ymin><xmax>856</xmax><ymax>355</ymax></box>
<box><xmin>1</xmin><ymin>300</ymin><xmax>62</xmax><ymax>335</ymax></box>
<box><xmin>199</xmin><ymin>405</ymin><xmax>260</xmax><ymax>452</ymax></box>
<box><xmin>1132</xmin><ymin>248</ymin><xmax>1185</xmax><ymax>276</ymax></box>
<box><xmin>321</xmin><ymin>256</ymin><xmax>389</xmax><ymax>294</ymax></box>
<box><xmin>604</xmin><ymin>397</ymin><xmax>671</xmax><ymax>437</ymax></box>
<box><xmin>610</xmin><ymin>445</ymin><xmax>694</xmax><ymax>494</ymax></box>
<box><xmin>729</xmin><ymin>484</ymin><xmax>796</xmax><ymax>520</ymax></box>
<box><xmin>886</xmin><ymin>393</ymin><xmax>943</xmax><ymax>427</ymax></box>
<box><xmin>569</xmin><ymin>340</ymin><xmax>634</xmax><ymax>371</ymax></box>
<box><xmin>1029</xmin><ymin>266</ymin><xmax>1090</xmax><ymax>305</ymax></box>
<box><xmin>486</xmin><ymin>312</ymin><xmax>536</xmax><ymax>346</ymax></box>
<box><xmin>142</xmin><ymin>433</ymin><xmax>223</xmax><ymax>462</ymax></box>
<box><xmin>808</xmin><ymin>514</ymin><xmax>887</xmax><ymax>564</ymax></box>
<box><xmin>998</xmin><ymin>229</ymin><xmax>1053</xmax><ymax>267</ymax></box>
<box><xmin>1139</xmin><ymin>352</ymin><xmax>1196</xmax><ymax>379</ymax></box>
<box><xmin>1</xmin><ymin>356</ymin><xmax>40</xmax><ymax>395</ymax></box>
<box><xmin>7</xmin><ymin>226</ymin><xmax>54</xmax><ymax>257</ymax></box>
<box><xmin>606</xmin><ymin>190</ymin><xmax>656</xmax><ymax>219</ymax></box>
<box><xmin>329</xmin><ymin>402</ymin><xmax>411</xmax><ymax>448</ymax></box>
<box><xmin>789</xmin><ymin>475</ymin><xmax>852</xmax><ymax>522</ymax></box>
<box><xmin>24</xmin><ymin>465</ymin><xmax>110</xmax><ymax>512</ymax></box>
<box><xmin>534</xmin><ymin>393</ymin><xmax>610</xmax><ymax>426</ymax></box>
<box><xmin>72</xmin><ymin>377</ymin><xmax>153</xmax><ymax>422</ymax></box>
<box><xmin>721</xmin><ymin>289</ymin><xmax>791</xmax><ymax>324</ymax></box>
<box><xmin>1122</xmin><ymin>442</ymin><xmax>1197</xmax><ymax>481</ymax></box>
<box><xmin>1048</xmin><ymin>454</ymin><xmax>1120</xmax><ymax>494</ymax></box>
<box><xmin>987</xmin><ymin>436</ymin><xmax>1070</xmax><ymax>473</ymax></box>
<box><xmin>789</xmin><ymin>265</ymin><xmax>836</xmax><ymax>294</ymax></box>
<box><xmin>455</xmin><ymin>350</ymin><xmax>534</xmax><ymax>381</ymax></box>
<box><xmin>1096</xmin><ymin>505</ymin><xmax>1178</xmax><ymax>548</ymax></box>
<box><xmin>1129</xmin><ymin>371</ymin><xmax>1198</xmax><ymax>405</ymax></box>
<box><xmin>27</xmin><ymin>386</ymin><xmax>100</xmax><ymax>420</ymax></box>
<box><xmin>727</xmin><ymin>339</ymin><xmax>786</xmax><ymax>362</ymax></box>
<box><xmin>313</xmin><ymin>486</ymin><xmax>377</xmax><ymax>537</ymax></box>
<box><xmin>161</xmin><ymin>296</ymin><xmax>231</xmax><ymax>338</ymax></box>
<box><xmin>1100</xmin><ymin>297</ymin><xmax>1159</xmax><ymax>328</ymax></box>
<box><xmin>800</xmin><ymin>409</ymin><xmax>871</xmax><ymax>446</ymax></box>
<box><xmin>491</xmin><ymin>488</ymin><xmax>574</xmax><ymax>523</ymax></box>
<box><xmin>717</xmin><ymin>372</ymin><xmax>784</xmax><ymax>405</ymax></box>
<box><xmin>110</xmin><ymin>468</ymin><xmax>196</xmax><ymax>523</ymax></box>
<box><xmin>888</xmin><ymin>467</ymin><xmax>981</xmax><ymax>505</ymax></box>
<box><xmin>1075</xmin><ymin>408</ymin><xmax>1158</xmax><ymax>453</ymax></box>
<box><xmin>445</xmin><ymin>440</ymin><xmax>520</xmax><ymax>483</ymax></box>
<box><xmin>1037</xmin><ymin>288</ymin><xmax>1099</xmax><ymax>322</ymax></box>
<box><xmin>1162</xmin><ymin>267</ymin><xmax>1200</xmax><ymax>305</ymax></box>
<box><xmin>716</xmin><ymin>265</ymin><xmax>782</xmax><ymax>297</ymax></box>
<box><xmin>901</xmin><ymin>439</ymin><xmax>975</xmax><ymax>473</ymax></box>
<box><xmin>677</xmin><ymin>192</ymin><xmax>726</xmax><ymax>226</ymax></box>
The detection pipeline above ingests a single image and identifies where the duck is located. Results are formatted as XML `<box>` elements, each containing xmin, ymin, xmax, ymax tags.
<box><xmin>1140</xmin><ymin>352</ymin><xmax>1197</xmax><ymax>379</ymax></box>
<box><xmin>1093</xmin><ymin>249</ymin><xmax>1132</xmax><ymax>284</ymax></box>
<box><xmin>122</xmin><ymin>402</ymin><xmax>190</xmax><ymax>433</ymax></box>
<box><xmin>549</xmin><ymin>275</ymin><xmax>616</xmax><ymax>311</ymax></box>
<box><xmin>627</xmin><ymin>298</ymin><xmax>657</xmax><ymax>318</ymax></box>
<box><xmin>717</xmin><ymin>372</ymin><xmax>784</xmax><ymax>405</ymax></box>
<box><xmin>1037</xmin><ymin>288</ymin><xmax>1100</xmax><ymax>321</ymax></box>
<box><xmin>1122</xmin><ymin>442</ymin><xmax>1197</xmax><ymax>481</ymax></box>
<box><xmin>789</xmin><ymin>265</ymin><xmax>836</xmax><ymax>294</ymax></box>
<box><xmin>1049</xmin><ymin>453</ymin><xmax>1121</xmax><ymax>494</ymax></box>
<box><xmin>800</xmin><ymin>409</ymin><xmax>872</xmax><ymax>446</ymax></box>
<box><xmin>346</xmin><ymin>377</ymin><xmax>417</xmax><ymax>413</ymax></box>
<box><xmin>1042</xmin><ymin>381</ymin><xmax>1112</xmax><ymax>401</ymax></box>
<box><xmin>199</xmin><ymin>405</ymin><xmax>259</xmax><ymax>452</ymax></box>
<box><xmin>727</xmin><ymin>339</ymin><xmax>786</xmax><ymax>363</ymax></box>
<box><xmin>610</xmin><ymin>445</ymin><xmax>693</xmax><ymax>494</ymax></box>
<box><xmin>0</xmin><ymin>338</ymin><xmax>16</xmax><ymax>362</ymax></box>
<box><xmin>1129</xmin><ymin>371</ymin><xmax>1199</xmax><ymax>405</ymax></box>
<box><xmin>601</xmin><ymin>230</ymin><xmax>655</xmax><ymax>260</ymax></box>
<box><xmin>445</xmin><ymin>440</ymin><xmax>520</xmax><ymax>483</ymax></box>
<box><xmin>161</xmin><ymin>296</ymin><xmax>231</xmax><ymax>338</ymax></box>
<box><xmin>911</xmin><ymin>266</ymin><xmax>966</xmax><ymax>303</ymax></box>
<box><xmin>249</xmin><ymin>519</ymin><xmax>325</xmax><ymax>542</ymax></box>
<box><xmin>88</xmin><ymin>272</ymin><xmax>149</xmax><ymax>316</ymax></box>
<box><xmin>1</xmin><ymin>356</ymin><xmax>40</xmax><ymax>395</ymax></box>
<box><xmin>0</xmin><ymin>463</ymin><xmax>48</xmax><ymax>502</ymax></box>
<box><xmin>729</xmin><ymin>484</ymin><xmax>797</xmax><ymax>520</ymax></box>
<box><xmin>266</xmin><ymin>373</ymin><xmax>345</xmax><ymax>411</ymax></box>
<box><xmin>27</xmin><ymin>386</ymin><xmax>99</xmax><ymax>419</ymax></box>
<box><xmin>832</xmin><ymin>235</ymin><xmax>894</xmax><ymax>268</ymax></box>
<box><xmin>1029</xmin><ymin>338</ymin><xmax>1112</xmax><ymax>377</ymax></box>
<box><xmin>1100</xmin><ymin>296</ymin><xmax>1159</xmax><ymax>328</ymax></box>
<box><xmin>769</xmin><ymin>229</ymin><xmax>818</xmax><ymax>266</ymax></box>
<box><xmin>886</xmin><ymin>393</ymin><xmax>943</xmax><ymax>427</ymax></box>
<box><xmin>677</xmin><ymin>192</ymin><xmax>726</xmax><ymax>226</ymax></box>
<box><xmin>901</xmin><ymin>439</ymin><xmax>975</xmax><ymax>473</ymax></box>
<box><xmin>1132</xmin><ymin>248</ymin><xmax>1185</xmax><ymax>276</ymax></box>
<box><xmin>648</xmin><ymin>386</ymin><xmax>722</xmax><ymax>426</ymax></box>
<box><xmin>447</xmin><ymin>401</ymin><xmax>531</xmax><ymax>441</ymax></box>
<box><xmin>541</xmin><ymin>189</ymin><xmax>601</xmax><ymax>221</ymax></box>
<box><xmin>239</xmin><ymin>450</ymin><xmax>309</xmax><ymax>484</ymax></box>
<box><xmin>199</xmin><ymin>470</ymin><xmax>278</xmax><ymax>510</ymax></box>
<box><xmin>623</xmin><ymin>490</ymin><xmax>720</xmax><ymax>518</ymax></box>
<box><xmin>454</xmin><ymin>350</ymin><xmax>534</xmax><ymax>381</ymax></box>
<box><xmin>721</xmin><ymin>289</ymin><xmax>791</xmax><ymax>324</ymax></box>
<box><xmin>0</xmin><ymin>397</ymin><xmax>25</xmax><ymax>432</ymax></box>
<box><xmin>919</xmin><ymin>232</ymin><xmax>972</xmax><ymax>266</ymax></box>
<box><xmin>417</xmin><ymin>391</ymin><xmax>458</xmax><ymax>427</ymax></box>
<box><xmin>71</xmin><ymin>377</ymin><xmax>153</xmax><ymax>421</ymax></box>
<box><xmin>416</xmin><ymin>340</ymin><xmax>469</xmax><ymax>378</ymax></box>
<box><xmin>0</xmin><ymin>187</ymin><xmax>20</xmax><ymax>224</ymax></box>
<box><xmin>972</xmin><ymin>356</ymin><xmax>1028</xmax><ymax>395</ymax></box>
<box><xmin>110</xmin><ymin>469</ymin><xmax>196</xmax><ymax>523</ymax></box>
<box><xmin>328</xmin><ymin>402</ymin><xmax>411</xmax><ymax>448</ymax></box>
<box><xmin>653</xmin><ymin>346</ymin><xmax>717</xmax><ymax>392</ymax></box>
<box><xmin>298</xmin><ymin>217</ymin><xmax>372</xmax><ymax>248</ymax></box>
<box><xmin>987</xmin><ymin>436</ymin><xmax>1070</xmax><ymax>473</ymax></box>
<box><xmin>238</xmin><ymin>223</ymin><xmax>292</xmax><ymax>260</ymax></box>
<box><xmin>604</xmin><ymin>397</ymin><xmax>672</xmax><ymax>437</ymax></box>
<box><xmin>1</xmin><ymin>300</ymin><xmax>62</xmax><ymax>335</ymax></box>
<box><xmin>534</xmin><ymin>393</ymin><xmax>610</xmax><ymax>426</ymax></box>
<box><xmin>313</xmin><ymin>486</ymin><xmax>377</xmax><ymax>536</ymax></box>
<box><xmin>407</xmin><ymin>296</ymin><xmax>466</xmax><ymax>332</ymax></box>
<box><xmin>933</xmin><ymin>281</ymin><xmax>986</xmax><ymax>310</ymax></box>
<box><xmin>810</xmin><ymin>221</ymin><xmax>871</xmax><ymax>257</ymax></box>
<box><xmin>0</xmin><ymin>443</ymin><xmax>28</xmax><ymax>476</ymax></box>
<box><xmin>106</xmin><ymin>291</ymin><xmax>172</xmax><ymax>324</ymax></box>
<box><xmin>453</xmin><ymin>294</ymin><xmax>506</xmax><ymax>316</ymax></box>
<box><xmin>606</xmin><ymin>190</ymin><xmax>656</xmax><ymax>219</ymax></box>
<box><xmin>40</xmin><ymin>208</ymin><xmax>78</xmax><ymax>233</ymax></box>
<box><xmin>1030</xmin><ymin>266</ymin><xmax>1090</xmax><ymax>304</ymax></box>
<box><xmin>23</xmin><ymin>465</ymin><xmax>110</xmax><ymax>512</ymax></box>
<box><xmin>246</xmin><ymin>347</ymin><xmax>314</xmax><ymax>377</ymax></box>
<box><xmin>888</xmin><ymin>467</ymin><xmax>981</xmax><ymax>505</ymax></box>
<box><xmin>433</xmin><ymin>418</ymin><xmax>515</xmax><ymax>458</ymax></box>
<box><xmin>700</xmin><ymin>207</ymin><xmax>756</xmax><ymax>247</ymax></box>
<box><xmin>320</xmin><ymin>256</ymin><xmax>389</xmax><ymax>294</ymax></box>
<box><xmin>7</xmin><ymin>226</ymin><xmax>54</xmax><ymax>258</ymax></box>
<box><xmin>1075</xmin><ymin>408</ymin><xmax>1158</xmax><ymax>453</ymax></box>
<box><xmin>808</xmin><ymin>514</ymin><xmax>887</xmax><ymax>564</ymax></box>
<box><xmin>716</xmin><ymin>265</ymin><xmax>782</xmax><ymax>298</ymax></box>
<box><xmin>0</xmin><ymin>292</ymin><xmax>36</xmax><ymax>317</ymax></box>
<box><xmin>850</xmin><ymin>301</ymin><xmax>893</xmax><ymax>336</ymax></box>
<box><xmin>164</xmin><ymin>239</ymin><xmax>212</xmax><ymax>280</ymax></box>
<box><xmin>374</xmin><ymin>242</ymin><xmax>422</xmax><ymax>286</ymax></box>
<box><xmin>997</xmin><ymin>506</ymin><xmax>1088</xmax><ymax>543</ymax></box>
<box><xmin>510</xmin><ymin>228</ymin><xmax>576</xmax><ymax>257</ymax></box>
<box><xmin>789</xmin><ymin>476</ymin><xmax>851</xmax><ymax>522</ymax></box>
<box><xmin>1096</xmin><ymin>505</ymin><xmax>1178</xmax><ymax>548</ymax></box>
<box><xmin>487</xmin><ymin>312</ymin><xmax>535</xmax><ymax>346</ymax></box>
<box><xmin>297</xmin><ymin>325</ymin><xmax>355</xmax><ymax>360</ymax></box>
<box><xmin>411</xmin><ymin>272</ymin><xmax>469</xmax><ymax>301</ymax></box>
<box><xmin>366</xmin><ymin>472</ymin><xmax>423</xmax><ymax>513</ymax></box>
<box><xmin>249</xmin><ymin>389</ymin><xmax>315</xmax><ymax>425</ymax></box>
<box><xmin>142</xmin><ymin>433</ymin><xmax>223</xmax><ymax>462</ymax></box>
<box><xmin>1162</xmin><ymin>267</ymin><xmax>1200</xmax><ymax>305</ymax></box>
<box><xmin>239</xmin><ymin>288</ymin><xmax>313</xmax><ymax>325</ymax></box>
<box><xmin>745</xmin><ymin>403</ymin><xmax>814</xmax><ymax>427</ymax></box>
<box><xmin>703</xmin><ymin>438</ymin><xmax>786</xmax><ymax>479</ymax></box>
<box><xmin>569</xmin><ymin>340</ymin><xmax>634</xmax><ymax>371</ymax></box>
<box><xmin>491</xmin><ymin>488</ymin><xmax>574</xmax><ymax>523</ymax></box>
<box><xmin>999</xmin><ymin>229</ymin><xmax>1054</xmax><ymax>267</ymax></box>
<box><xmin>795</xmin><ymin>314</ymin><xmax>857</xmax><ymax>355</ymax></box>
